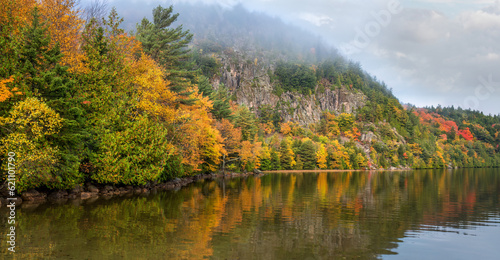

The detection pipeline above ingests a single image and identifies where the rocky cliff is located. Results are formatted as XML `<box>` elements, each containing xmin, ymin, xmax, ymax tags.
<box><xmin>210</xmin><ymin>48</ymin><xmax>366</xmax><ymax>125</ymax></box>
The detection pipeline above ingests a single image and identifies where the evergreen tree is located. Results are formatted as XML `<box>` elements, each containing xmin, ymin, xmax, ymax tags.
<box><xmin>1</xmin><ymin>7</ymin><xmax>86</xmax><ymax>189</ymax></box>
<box><xmin>298</xmin><ymin>139</ymin><xmax>316</xmax><ymax>170</ymax></box>
<box><xmin>270</xmin><ymin>148</ymin><xmax>281</xmax><ymax>170</ymax></box>
<box><xmin>233</xmin><ymin>105</ymin><xmax>258</xmax><ymax>141</ymax></box>
<box><xmin>279</xmin><ymin>138</ymin><xmax>296</xmax><ymax>170</ymax></box>
<box><xmin>0</xmin><ymin>5</ymin><xmax>24</xmax><ymax>116</ymax></box>
<box><xmin>136</xmin><ymin>5</ymin><xmax>195</xmax><ymax>103</ymax></box>
<box><xmin>197</xmin><ymin>75</ymin><xmax>213</xmax><ymax>97</ymax></box>
<box><xmin>24</xmin><ymin>8</ymin><xmax>87</xmax><ymax>184</ymax></box>
<box><xmin>197</xmin><ymin>77</ymin><xmax>232</xmax><ymax>120</ymax></box>
<box><xmin>211</xmin><ymin>83</ymin><xmax>233</xmax><ymax>120</ymax></box>
<box><xmin>16</xmin><ymin>7</ymin><xmax>62</xmax><ymax>96</ymax></box>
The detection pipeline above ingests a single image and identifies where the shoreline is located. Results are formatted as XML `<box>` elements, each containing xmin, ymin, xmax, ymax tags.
<box><xmin>2</xmin><ymin>166</ymin><xmax>490</xmax><ymax>208</ymax></box>
<box><xmin>262</xmin><ymin>168</ymin><xmax>412</xmax><ymax>173</ymax></box>
<box><xmin>0</xmin><ymin>171</ymin><xmax>262</xmax><ymax>208</ymax></box>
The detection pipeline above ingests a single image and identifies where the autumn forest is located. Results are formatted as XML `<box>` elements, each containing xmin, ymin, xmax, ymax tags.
<box><xmin>1</xmin><ymin>0</ymin><xmax>500</xmax><ymax>193</ymax></box>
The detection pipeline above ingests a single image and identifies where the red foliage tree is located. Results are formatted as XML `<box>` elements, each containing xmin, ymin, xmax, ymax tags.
<box><xmin>458</xmin><ymin>127</ymin><xmax>474</xmax><ymax>141</ymax></box>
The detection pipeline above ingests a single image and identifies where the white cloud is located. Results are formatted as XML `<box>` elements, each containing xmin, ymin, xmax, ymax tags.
<box><xmin>298</xmin><ymin>12</ymin><xmax>335</xmax><ymax>27</ymax></box>
<box><xmin>460</xmin><ymin>10</ymin><xmax>500</xmax><ymax>29</ymax></box>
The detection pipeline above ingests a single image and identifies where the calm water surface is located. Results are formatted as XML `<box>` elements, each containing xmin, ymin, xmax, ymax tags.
<box><xmin>1</xmin><ymin>169</ymin><xmax>499</xmax><ymax>259</ymax></box>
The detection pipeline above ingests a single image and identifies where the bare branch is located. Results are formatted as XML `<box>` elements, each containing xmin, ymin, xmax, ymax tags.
<box><xmin>84</xmin><ymin>0</ymin><xmax>109</xmax><ymax>23</ymax></box>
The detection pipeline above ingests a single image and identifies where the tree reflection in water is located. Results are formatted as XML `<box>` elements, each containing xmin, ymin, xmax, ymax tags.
<box><xmin>0</xmin><ymin>169</ymin><xmax>499</xmax><ymax>259</ymax></box>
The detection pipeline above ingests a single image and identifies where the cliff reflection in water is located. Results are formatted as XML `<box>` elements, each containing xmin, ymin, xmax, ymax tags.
<box><xmin>1</xmin><ymin>169</ymin><xmax>499</xmax><ymax>259</ymax></box>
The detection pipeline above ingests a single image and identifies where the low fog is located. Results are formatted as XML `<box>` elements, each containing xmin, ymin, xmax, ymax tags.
<box><xmin>80</xmin><ymin>0</ymin><xmax>500</xmax><ymax>115</ymax></box>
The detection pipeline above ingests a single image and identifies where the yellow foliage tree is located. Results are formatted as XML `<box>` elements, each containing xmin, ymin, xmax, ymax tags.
<box><xmin>215</xmin><ymin>118</ymin><xmax>242</xmax><ymax>163</ymax></box>
<box><xmin>240</xmin><ymin>141</ymin><xmax>254</xmax><ymax>169</ymax></box>
<box><xmin>327</xmin><ymin>141</ymin><xmax>342</xmax><ymax>169</ymax></box>
<box><xmin>258</xmin><ymin>143</ymin><xmax>272</xmax><ymax>168</ymax></box>
<box><xmin>259</xmin><ymin>121</ymin><xmax>275</xmax><ymax>135</ymax></box>
<box><xmin>131</xmin><ymin>52</ymin><xmax>223</xmax><ymax>172</ymax></box>
<box><xmin>252</xmin><ymin>141</ymin><xmax>263</xmax><ymax>169</ymax></box>
<box><xmin>316</xmin><ymin>143</ymin><xmax>328</xmax><ymax>169</ymax></box>
<box><xmin>355</xmin><ymin>153</ymin><xmax>367</xmax><ymax>169</ymax></box>
<box><xmin>324</xmin><ymin>111</ymin><xmax>340</xmax><ymax>137</ymax></box>
<box><xmin>240</xmin><ymin>141</ymin><xmax>263</xmax><ymax>170</ymax></box>
<box><xmin>38</xmin><ymin>0</ymin><xmax>85</xmax><ymax>70</ymax></box>
<box><xmin>0</xmin><ymin>98</ymin><xmax>65</xmax><ymax>192</ymax></box>
<box><xmin>132</xmin><ymin>53</ymin><xmax>177</xmax><ymax>122</ymax></box>
<box><xmin>280</xmin><ymin>122</ymin><xmax>292</xmax><ymax>136</ymax></box>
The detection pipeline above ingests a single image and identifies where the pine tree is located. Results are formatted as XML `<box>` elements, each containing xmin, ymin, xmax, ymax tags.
<box><xmin>279</xmin><ymin>137</ymin><xmax>296</xmax><ymax>170</ymax></box>
<box><xmin>197</xmin><ymin>77</ymin><xmax>232</xmax><ymax>120</ymax></box>
<box><xmin>136</xmin><ymin>5</ymin><xmax>195</xmax><ymax>103</ymax></box>
<box><xmin>270</xmin><ymin>148</ymin><xmax>281</xmax><ymax>170</ymax></box>
<box><xmin>17</xmin><ymin>7</ymin><xmax>62</xmax><ymax>97</ymax></box>
<box><xmin>197</xmin><ymin>75</ymin><xmax>213</xmax><ymax>97</ymax></box>
<box><xmin>233</xmin><ymin>105</ymin><xmax>258</xmax><ymax>141</ymax></box>
<box><xmin>23</xmin><ymin>7</ymin><xmax>87</xmax><ymax>182</ymax></box>
<box><xmin>211</xmin><ymin>83</ymin><xmax>233</xmax><ymax>120</ymax></box>
<box><xmin>299</xmin><ymin>139</ymin><xmax>316</xmax><ymax>170</ymax></box>
<box><xmin>1</xmin><ymin>7</ymin><xmax>86</xmax><ymax>189</ymax></box>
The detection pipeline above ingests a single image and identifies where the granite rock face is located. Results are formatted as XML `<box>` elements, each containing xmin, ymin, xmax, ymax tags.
<box><xmin>212</xmin><ymin>50</ymin><xmax>366</xmax><ymax>125</ymax></box>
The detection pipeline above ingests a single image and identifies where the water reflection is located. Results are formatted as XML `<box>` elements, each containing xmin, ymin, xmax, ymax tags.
<box><xmin>1</xmin><ymin>169</ymin><xmax>499</xmax><ymax>259</ymax></box>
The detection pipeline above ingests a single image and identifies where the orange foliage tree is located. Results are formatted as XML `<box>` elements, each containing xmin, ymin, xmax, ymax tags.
<box><xmin>0</xmin><ymin>77</ymin><xmax>17</xmax><ymax>102</ymax></box>
<box><xmin>39</xmin><ymin>0</ymin><xmax>84</xmax><ymax>69</ymax></box>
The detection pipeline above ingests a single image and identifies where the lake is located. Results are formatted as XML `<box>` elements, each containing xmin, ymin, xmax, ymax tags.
<box><xmin>1</xmin><ymin>169</ymin><xmax>499</xmax><ymax>259</ymax></box>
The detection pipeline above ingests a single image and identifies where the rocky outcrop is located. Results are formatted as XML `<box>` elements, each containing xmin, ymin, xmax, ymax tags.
<box><xmin>212</xmin><ymin>49</ymin><xmax>366</xmax><ymax>125</ymax></box>
<box><xmin>360</xmin><ymin>131</ymin><xmax>376</xmax><ymax>143</ymax></box>
<box><xmin>21</xmin><ymin>190</ymin><xmax>46</xmax><ymax>202</ymax></box>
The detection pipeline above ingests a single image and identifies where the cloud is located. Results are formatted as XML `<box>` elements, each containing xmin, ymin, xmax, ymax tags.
<box><xmin>390</xmin><ymin>9</ymin><xmax>450</xmax><ymax>43</ymax></box>
<box><xmin>348</xmin><ymin>1</ymin><xmax>500</xmax><ymax>114</ymax></box>
<box><xmin>87</xmin><ymin>0</ymin><xmax>500</xmax><ymax>114</ymax></box>
<box><xmin>298</xmin><ymin>12</ymin><xmax>335</xmax><ymax>27</ymax></box>
<box><xmin>460</xmin><ymin>9</ymin><xmax>500</xmax><ymax>30</ymax></box>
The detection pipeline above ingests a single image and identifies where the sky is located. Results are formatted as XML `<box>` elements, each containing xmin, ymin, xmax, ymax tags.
<box><xmin>84</xmin><ymin>0</ymin><xmax>500</xmax><ymax>115</ymax></box>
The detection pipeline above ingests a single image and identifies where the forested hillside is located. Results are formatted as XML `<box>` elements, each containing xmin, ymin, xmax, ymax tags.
<box><xmin>1</xmin><ymin>1</ymin><xmax>499</xmax><ymax>193</ymax></box>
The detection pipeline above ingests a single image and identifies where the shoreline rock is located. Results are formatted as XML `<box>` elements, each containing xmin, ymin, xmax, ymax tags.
<box><xmin>0</xmin><ymin>171</ymin><xmax>258</xmax><ymax>207</ymax></box>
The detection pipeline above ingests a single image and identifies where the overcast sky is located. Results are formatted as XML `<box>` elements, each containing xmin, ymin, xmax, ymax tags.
<box><xmin>89</xmin><ymin>0</ymin><xmax>500</xmax><ymax>115</ymax></box>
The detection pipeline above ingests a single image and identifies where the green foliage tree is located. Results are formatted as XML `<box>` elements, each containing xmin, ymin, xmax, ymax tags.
<box><xmin>4</xmin><ymin>8</ymin><xmax>87</xmax><ymax>187</ymax></box>
<box><xmin>259</xmin><ymin>104</ymin><xmax>281</xmax><ymax>128</ymax></box>
<box><xmin>270</xmin><ymin>148</ymin><xmax>281</xmax><ymax>170</ymax></box>
<box><xmin>279</xmin><ymin>137</ymin><xmax>296</xmax><ymax>170</ymax></box>
<box><xmin>198</xmin><ymin>77</ymin><xmax>232</xmax><ymax>120</ymax></box>
<box><xmin>233</xmin><ymin>105</ymin><xmax>258</xmax><ymax>141</ymax></box>
<box><xmin>192</xmin><ymin>51</ymin><xmax>220</xmax><ymax>78</ymax></box>
<box><xmin>298</xmin><ymin>139</ymin><xmax>316</xmax><ymax>170</ymax></box>
<box><xmin>197</xmin><ymin>75</ymin><xmax>213</xmax><ymax>97</ymax></box>
<box><xmin>79</xmin><ymin>10</ymin><xmax>168</xmax><ymax>184</ymax></box>
<box><xmin>0</xmin><ymin>98</ymin><xmax>81</xmax><ymax>192</ymax></box>
<box><xmin>211</xmin><ymin>83</ymin><xmax>233</xmax><ymax>120</ymax></box>
<box><xmin>92</xmin><ymin>115</ymin><xmax>172</xmax><ymax>185</ymax></box>
<box><xmin>274</xmin><ymin>61</ymin><xmax>317</xmax><ymax>95</ymax></box>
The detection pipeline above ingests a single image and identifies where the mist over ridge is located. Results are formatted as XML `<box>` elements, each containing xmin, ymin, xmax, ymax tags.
<box><xmin>105</xmin><ymin>0</ymin><xmax>500</xmax><ymax>115</ymax></box>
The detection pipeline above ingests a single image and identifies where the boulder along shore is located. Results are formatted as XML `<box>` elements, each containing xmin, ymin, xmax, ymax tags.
<box><xmin>0</xmin><ymin>170</ymin><xmax>265</xmax><ymax>208</ymax></box>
